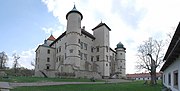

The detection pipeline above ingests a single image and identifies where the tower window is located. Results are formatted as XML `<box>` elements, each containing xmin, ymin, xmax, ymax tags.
<box><xmin>47</xmin><ymin>57</ymin><xmax>50</xmax><ymax>62</ymax></box>
<box><xmin>106</xmin><ymin>46</ymin><xmax>108</xmax><ymax>52</ymax></box>
<box><xmin>65</xmin><ymin>43</ymin><xmax>67</xmax><ymax>49</ymax></box>
<box><xmin>97</xmin><ymin>47</ymin><xmax>99</xmax><ymax>52</ymax></box>
<box><xmin>59</xmin><ymin>46</ymin><xmax>61</xmax><ymax>52</ymax></box>
<box><xmin>106</xmin><ymin>63</ymin><xmax>108</xmax><ymax>66</ymax></box>
<box><xmin>84</xmin><ymin>54</ymin><xmax>87</xmax><ymax>60</ymax></box>
<box><xmin>59</xmin><ymin>56</ymin><xmax>61</xmax><ymax>62</ymax></box>
<box><xmin>91</xmin><ymin>56</ymin><xmax>94</xmax><ymax>62</ymax></box>
<box><xmin>47</xmin><ymin>66</ymin><xmax>50</xmax><ymax>69</ymax></box>
<box><xmin>65</xmin><ymin>53</ymin><xmax>66</xmax><ymax>59</ymax></box>
<box><xmin>84</xmin><ymin>43</ymin><xmax>87</xmax><ymax>50</ymax></box>
<box><xmin>78</xmin><ymin>39</ymin><xmax>80</xmax><ymax>43</ymax></box>
<box><xmin>47</xmin><ymin>49</ymin><xmax>50</xmax><ymax>54</ymax></box>
<box><xmin>56</xmin><ymin>48</ymin><xmax>58</xmax><ymax>53</ymax></box>
<box><xmin>96</xmin><ymin>55</ymin><xmax>99</xmax><ymax>61</ymax></box>
<box><xmin>70</xmin><ymin>49</ymin><xmax>73</xmax><ymax>53</ymax></box>
<box><xmin>91</xmin><ymin>47</ymin><xmax>93</xmax><ymax>52</ymax></box>
<box><xmin>81</xmin><ymin>42</ymin><xmax>83</xmax><ymax>49</ymax></box>
<box><xmin>56</xmin><ymin>57</ymin><xmax>58</xmax><ymax>62</ymax></box>
<box><xmin>106</xmin><ymin>55</ymin><xmax>108</xmax><ymax>61</ymax></box>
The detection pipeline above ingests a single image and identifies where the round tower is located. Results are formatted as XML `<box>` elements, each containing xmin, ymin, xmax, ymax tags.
<box><xmin>66</xmin><ymin>5</ymin><xmax>83</xmax><ymax>34</ymax></box>
<box><xmin>115</xmin><ymin>42</ymin><xmax>126</xmax><ymax>78</ymax></box>
<box><xmin>65</xmin><ymin>5</ymin><xmax>83</xmax><ymax>69</ymax></box>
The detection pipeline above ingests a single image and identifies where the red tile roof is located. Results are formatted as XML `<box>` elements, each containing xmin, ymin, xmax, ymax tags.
<box><xmin>47</xmin><ymin>35</ymin><xmax>56</xmax><ymax>41</ymax></box>
<box><xmin>126</xmin><ymin>73</ymin><xmax>162</xmax><ymax>78</ymax></box>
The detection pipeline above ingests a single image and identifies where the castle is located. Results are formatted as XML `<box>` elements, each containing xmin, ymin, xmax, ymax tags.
<box><xmin>35</xmin><ymin>5</ymin><xmax>126</xmax><ymax>79</ymax></box>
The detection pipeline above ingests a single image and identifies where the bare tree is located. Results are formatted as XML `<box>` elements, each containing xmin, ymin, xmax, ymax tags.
<box><xmin>31</xmin><ymin>61</ymin><xmax>35</xmax><ymax>67</ymax></box>
<box><xmin>136</xmin><ymin>37</ymin><xmax>164</xmax><ymax>85</ymax></box>
<box><xmin>31</xmin><ymin>59</ymin><xmax>35</xmax><ymax>67</ymax></box>
<box><xmin>0</xmin><ymin>51</ymin><xmax>8</xmax><ymax>69</ymax></box>
<box><xmin>12</xmin><ymin>53</ymin><xmax>20</xmax><ymax>73</ymax></box>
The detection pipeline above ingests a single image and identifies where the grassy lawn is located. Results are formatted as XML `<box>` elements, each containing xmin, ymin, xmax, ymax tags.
<box><xmin>11</xmin><ymin>81</ymin><xmax>162</xmax><ymax>91</ymax></box>
<box><xmin>0</xmin><ymin>76</ymin><xmax>102</xmax><ymax>82</ymax></box>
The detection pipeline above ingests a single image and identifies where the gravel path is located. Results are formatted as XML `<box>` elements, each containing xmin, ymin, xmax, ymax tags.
<box><xmin>9</xmin><ymin>79</ymin><xmax>132</xmax><ymax>87</ymax></box>
<box><xmin>10</xmin><ymin>82</ymin><xmax>104</xmax><ymax>87</ymax></box>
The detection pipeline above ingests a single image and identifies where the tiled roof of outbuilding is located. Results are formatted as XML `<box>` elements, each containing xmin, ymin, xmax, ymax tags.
<box><xmin>160</xmin><ymin>22</ymin><xmax>180</xmax><ymax>71</ymax></box>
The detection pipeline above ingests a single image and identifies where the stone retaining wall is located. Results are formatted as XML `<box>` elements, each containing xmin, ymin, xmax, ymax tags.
<box><xmin>75</xmin><ymin>70</ymin><xmax>101</xmax><ymax>79</ymax></box>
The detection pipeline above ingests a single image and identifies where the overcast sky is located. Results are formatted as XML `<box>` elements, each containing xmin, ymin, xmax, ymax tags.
<box><xmin>0</xmin><ymin>0</ymin><xmax>180</xmax><ymax>74</ymax></box>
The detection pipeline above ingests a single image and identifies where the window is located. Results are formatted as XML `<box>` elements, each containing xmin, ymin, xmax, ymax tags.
<box><xmin>78</xmin><ymin>39</ymin><xmax>80</xmax><ymax>43</ymax></box>
<box><xmin>70</xmin><ymin>49</ymin><xmax>73</xmax><ymax>53</ymax></box>
<box><xmin>81</xmin><ymin>42</ymin><xmax>83</xmax><ymax>49</ymax></box>
<box><xmin>79</xmin><ymin>50</ymin><xmax>83</xmax><ymax>60</ymax></box>
<box><xmin>59</xmin><ymin>46</ymin><xmax>61</xmax><ymax>52</ymax></box>
<box><xmin>80</xmin><ymin>52</ymin><xmax>83</xmax><ymax>60</ymax></box>
<box><xmin>47</xmin><ymin>57</ymin><xmax>50</xmax><ymax>62</ymax></box>
<box><xmin>91</xmin><ymin>56</ymin><xmax>94</xmax><ymax>62</ymax></box>
<box><xmin>164</xmin><ymin>75</ymin><xmax>166</xmax><ymax>83</ymax></box>
<box><xmin>65</xmin><ymin>53</ymin><xmax>66</xmax><ymax>59</ymax></box>
<box><xmin>47</xmin><ymin>65</ymin><xmax>50</xmax><ymax>69</ymax></box>
<box><xmin>174</xmin><ymin>70</ymin><xmax>178</xmax><ymax>88</ymax></box>
<box><xmin>106</xmin><ymin>55</ymin><xmax>108</xmax><ymax>61</ymax></box>
<box><xmin>59</xmin><ymin>56</ymin><xmax>61</xmax><ymax>62</ymax></box>
<box><xmin>106</xmin><ymin>63</ymin><xmax>108</xmax><ymax>66</ymax></box>
<box><xmin>56</xmin><ymin>48</ymin><xmax>58</xmax><ymax>53</ymax></box>
<box><xmin>47</xmin><ymin>49</ymin><xmax>50</xmax><ymax>54</ymax></box>
<box><xmin>91</xmin><ymin>47</ymin><xmax>93</xmax><ymax>52</ymax></box>
<box><xmin>96</xmin><ymin>55</ymin><xmax>99</xmax><ymax>61</ymax></box>
<box><xmin>84</xmin><ymin>54</ymin><xmax>87</xmax><ymax>60</ymax></box>
<box><xmin>65</xmin><ymin>43</ymin><xmax>67</xmax><ymax>49</ymax></box>
<box><xmin>56</xmin><ymin>57</ymin><xmax>58</xmax><ymax>62</ymax></box>
<box><xmin>97</xmin><ymin>46</ymin><xmax>99</xmax><ymax>52</ymax></box>
<box><xmin>120</xmin><ymin>53</ymin><xmax>122</xmax><ymax>55</ymax></box>
<box><xmin>78</xmin><ymin>50</ymin><xmax>81</xmax><ymax>56</ymax></box>
<box><xmin>84</xmin><ymin>43</ymin><xmax>87</xmax><ymax>50</ymax></box>
<box><xmin>106</xmin><ymin>46</ymin><xmax>108</xmax><ymax>52</ymax></box>
<box><xmin>168</xmin><ymin>73</ymin><xmax>171</xmax><ymax>85</ymax></box>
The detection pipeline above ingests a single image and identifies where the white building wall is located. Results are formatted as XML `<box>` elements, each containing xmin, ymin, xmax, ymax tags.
<box><xmin>93</xmin><ymin>25</ymin><xmax>110</xmax><ymax>77</ymax></box>
<box><xmin>35</xmin><ymin>46</ymin><xmax>55</xmax><ymax>73</ymax></box>
<box><xmin>79</xmin><ymin>33</ymin><xmax>94</xmax><ymax>71</ymax></box>
<box><xmin>66</xmin><ymin>10</ymin><xmax>82</xmax><ymax>69</ymax></box>
<box><xmin>109</xmin><ymin>49</ymin><xmax>116</xmax><ymax>74</ymax></box>
<box><xmin>55</xmin><ymin>36</ymin><xmax>66</xmax><ymax>71</ymax></box>
<box><xmin>163</xmin><ymin>56</ymin><xmax>180</xmax><ymax>91</ymax></box>
<box><xmin>116</xmin><ymin>48</ymin><xmax>126</xmax><ymax>78</ymax></box>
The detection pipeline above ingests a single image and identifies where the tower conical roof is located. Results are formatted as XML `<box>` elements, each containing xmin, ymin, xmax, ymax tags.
<box><xmin>47</xmin><ymin>35</ymin><xmax>56</xmax><ymax>41</ymax></box>
<box><xmin>66</xmin><ymin>5</ymin><xmax>83</xmax><ymax>20</ymax></box>
<box><xmin>116</xmin><ymin>42</ymin><xmax>126</xmax><ymax>50</ymax></box>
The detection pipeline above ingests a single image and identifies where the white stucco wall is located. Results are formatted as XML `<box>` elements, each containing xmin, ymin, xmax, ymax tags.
<box><xmin>163</xmin><ymin>56</ymin><xmax>180</xmax><ymax>91</ymax></box>
<box><xmin>116</xmin><ymin>48</ymin><xmax>126</xmax><ymax>78</ymax></box>
<box><xmin>35</xmin><ymin>46</ymin><xmax>55</xmax><ymax>72</ymax></box>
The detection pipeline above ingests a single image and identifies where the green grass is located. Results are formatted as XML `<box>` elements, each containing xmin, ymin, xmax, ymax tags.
<box><xmin>11</xmin><ymin>81</ymin><xmax>162</xmax><ymax>91</ymax></box>
<box><xmin>0</xmin><ymin>76</ymin><xmax>102</xmax><ymax>82</ymax></box>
